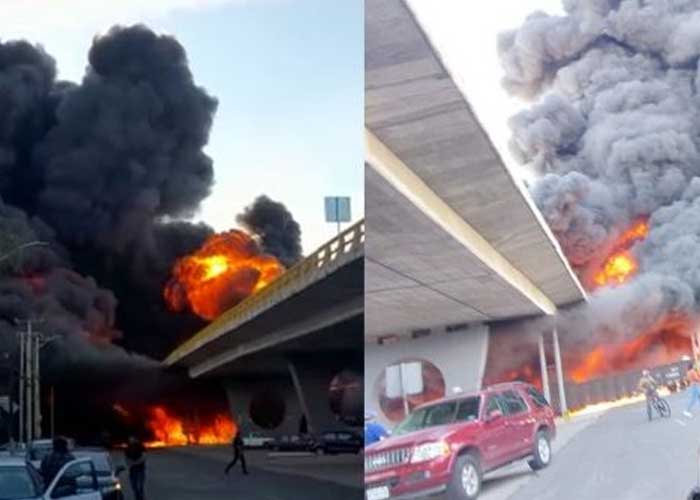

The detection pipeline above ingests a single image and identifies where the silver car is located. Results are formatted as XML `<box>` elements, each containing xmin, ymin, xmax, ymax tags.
<box><xmin>0</xmin><ymin>456</ymin><xmax>101</xmax><ymax>499</ymax></box>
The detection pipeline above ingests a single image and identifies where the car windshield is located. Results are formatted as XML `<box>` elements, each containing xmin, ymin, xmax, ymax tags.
<box><xmin>0</xmin><ymin>466</ymin><xmax>38</xmax><ymax>499</ymax></box>
<box><xmin>28</xmin><ymin>445</ymin><xmax>51</xmax><ymax>462</ymax></box>
<box><xmin>393</xmin><ymin>397</ymin><xmax>480</xmax><ymax>435</ymax></box>
<box><xmin>76</xmin><ymin>453</ymin><xmax>110</xmax><ymax>474</ymax></box>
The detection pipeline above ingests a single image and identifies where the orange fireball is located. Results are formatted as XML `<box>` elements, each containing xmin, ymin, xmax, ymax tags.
<box><xmin>164</xmin><ymin>230</ymin><xmax>284</xmax><ymax>320</ymax></box>
<box><xmin>590</xmin><ymin>219</ymin><xmax>648</xmax><ymax>290</ymax></box>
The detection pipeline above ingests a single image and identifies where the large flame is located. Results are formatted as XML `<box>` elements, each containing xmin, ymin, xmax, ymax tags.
<box><xmin>591</xmin><ymin>219</ymin><xmax>649</xmax><ymax>289</ymax></box>
<box><xmin>568</xmin><ymin>313</ymin><xmax>692</xmax><ymax>383</ymax></box>
<box><xmin>569</xmin><ymin>218</ymin><xmax>693</xmax><ymax>383</ymax></box>
<box><xmin>145</xmin><ymin>406</ymin><xmax>236</xmax><ymax>448</ymax></box>
<box><xmin>164</xmin><ymin>230</ymin><xmax>285</xmax><ymax>320</ymax></box>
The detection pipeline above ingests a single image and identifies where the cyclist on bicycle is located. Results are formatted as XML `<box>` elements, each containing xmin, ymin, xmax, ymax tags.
<box><xmin>638</xmin><ymin>369</ymin><xmax>658</xmax><ymax>420</ymax></box>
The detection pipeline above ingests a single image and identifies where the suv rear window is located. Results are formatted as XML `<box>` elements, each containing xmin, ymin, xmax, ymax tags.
<box><xmin>501</xmin><ymin>390</ymin><xmax>528</xmax><ymax>415</ymax></box>
<box><xmin>526</xmin><ymin>386</ymin><xmax>550</xmax><ymax>408</ymax></box>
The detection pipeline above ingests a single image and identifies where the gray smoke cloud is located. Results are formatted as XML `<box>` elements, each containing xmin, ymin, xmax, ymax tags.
<box><xmin>500</xmin><ymin>0</ymin><xmax>700</xmax><ymax>355</ymax></box>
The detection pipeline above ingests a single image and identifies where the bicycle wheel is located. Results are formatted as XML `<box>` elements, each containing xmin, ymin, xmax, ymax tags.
<box><xmin>657</xmin><ymin>398</ymin><xmax>671</xmax><ymax>418</ymax></box>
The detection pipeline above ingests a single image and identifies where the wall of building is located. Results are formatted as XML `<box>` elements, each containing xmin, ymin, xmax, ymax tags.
<box><xmin>364</xmin><ymin>323</ymin><xmax>489</xmax><ymax>427</ymax></box>
<box><xmin>223</xmin><ymin>377</ymin><xmax>305</xmax><ymax>437</ymax></box>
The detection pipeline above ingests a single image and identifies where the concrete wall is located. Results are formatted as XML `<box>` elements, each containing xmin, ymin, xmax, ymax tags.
<box><xmin>364</xmin><ymin>324</ymin><xmax>489</xmax><ymax>427</ymax></box>
<box><xmin>223</xmin><ymin>378</ymin><xmax>305</xmax><ymax>436</ymax></box>
<box><xmin>223</xmin><ymin>360</ymin><xmax>359</xmax><ymax>437</ymax></box>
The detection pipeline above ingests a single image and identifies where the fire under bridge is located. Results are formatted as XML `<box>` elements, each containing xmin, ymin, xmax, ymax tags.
<box><xmin>364</xmin><ymin>0</ymin><xmax>588</xmax><ymax>423</ymax></box>
<box><xmin>164</xmin><ymin>221</ymin><xmax>364</xmax><ymax>436</ymax></box>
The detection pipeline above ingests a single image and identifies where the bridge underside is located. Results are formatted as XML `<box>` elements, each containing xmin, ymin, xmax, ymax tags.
<box><xmin>171</xmin><ymin>255</ymin><xmax>363</xmax><ymax>436</ymax></box>
<box><xmin>222</xmin><ymin>314</ymin><xmax>364</xmax><ymax>436</ymax></box>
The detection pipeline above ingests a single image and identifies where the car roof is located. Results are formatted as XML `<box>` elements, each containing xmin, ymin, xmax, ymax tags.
<box><xmin>485</xmin><ymin>381</ymin><xmax>530</xmax><ymax>392</ymax></box>
<box><xmin>29</xmin><ymin>439</ymin><xmax>53</xmax><ymax>446</ymax></box>
<box><xmin>0</xmin><ymin>456</ymin><xmax>30</xmax><ymax>466</ymax></box>
<box><xmin>411</xmin><ymin>381</ymin><xmax>532</xmax><ymax>411</ymax></box>
<box><xmin>74</xmin><ymin>449</ymin><xmax>109</xmax><ymax>457</ymax></box>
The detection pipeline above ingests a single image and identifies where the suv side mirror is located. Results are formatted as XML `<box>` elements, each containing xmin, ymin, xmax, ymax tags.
<box><xmin>486</xmin><ymin>410</ymin><xmax>503</xmax><ymax>422</ymax></box>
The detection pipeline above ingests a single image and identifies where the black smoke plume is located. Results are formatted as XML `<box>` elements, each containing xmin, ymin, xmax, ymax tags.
<box><xmin>0</xmin><ymin>23</ymin><xmax>302</xmax><ymax>440</ymax></box>
<box><xmin>237</xmin><ymin>195</ymin><xmax>302</xmax><ymax>268</ymax></box>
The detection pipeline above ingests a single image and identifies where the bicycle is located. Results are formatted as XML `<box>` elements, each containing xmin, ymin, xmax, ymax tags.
<box><xmin>646</xmin><ymin>391</ymin><xmax>671</xmax><ymax>420</ymax></box>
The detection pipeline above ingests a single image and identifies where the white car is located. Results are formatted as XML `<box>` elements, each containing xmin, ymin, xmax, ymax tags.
<box><xmin>0</xmin><ymin>456</ymin><xmax>101</xmax><ymax>499</ymax></box>
<box><xmin>242</xmin><ymin>432</ymin><xmax>274</xmax><ymax>449</ymax></box>
<box><xmin>27</xmin><ymin>439</ymin><xmax>76</xmax><ymax>470</ymax></box>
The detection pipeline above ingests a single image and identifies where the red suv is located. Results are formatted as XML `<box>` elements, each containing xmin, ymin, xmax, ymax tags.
<box><xmin>364</xmin><ymin>382</ymin><xmax>556</xmax><ymax>500</ymax></box>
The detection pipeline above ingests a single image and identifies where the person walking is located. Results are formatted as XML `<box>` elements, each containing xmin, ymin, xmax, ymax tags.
<box><xmin>685</xmin><ymin>362</ymin><xmax>700</xmax><ymax>418</ymax></box>
<box><xmin>125</xmin><ymin>436</ymin><xmax>146</xmax><ymax>500</ymax></box>
<box><xmin>225</xmin><ymin>431</ymin><xmax>248</xmax><ymax>475</ymax></box>
<box><xmin>40</xmin><ymin>436</ymin><xmax>75</xmax><ymax>485</ymax></box>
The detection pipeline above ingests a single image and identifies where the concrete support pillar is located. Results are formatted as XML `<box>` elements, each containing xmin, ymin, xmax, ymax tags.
<box><xmin>287</xmin><ymin>362</ymin><xmax>315</xmax><ymax>435</ymax></box>
<box><xmin>538</xmin><ymin>332</ymin><xmax>551</xmax><ymax>405</ymax></box>
<box><xmin>287</xmin><ymin>358</ymin><xmax>346</xmax><ymax>433</ymax></box>
<box><xmin>552</xmin><ymin>326</ymin><xmax>568</xmax><ymax>416</ymax></box>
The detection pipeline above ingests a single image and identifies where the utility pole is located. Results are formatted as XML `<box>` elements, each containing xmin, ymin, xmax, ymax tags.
<box><xmin>18</xmin><ymin>331</ymin><xmax>24</xmax><ymax>445</ymax></box>
<box><xmin>49</xmin><ymin>386</ymin><xmax>55</xmax><ymax>438</ymax></box>
<box><xmin>33</xmin><ymin>333</ymin><xmax>40</xmax><ymax>439</ymax></box>
<box><xmin>16</xmin><ymin>318</ymin><xmax>55</xmax><ymax>444</ymax></box>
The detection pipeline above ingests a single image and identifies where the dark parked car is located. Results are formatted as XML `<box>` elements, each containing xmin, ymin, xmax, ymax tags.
<box><xmin>314</xmin><ymin>430</ymin><xmax>363</xmax><ymax>455</ymax></box>
<box><xmin>73</xmin><ymin>448</ymin><xmax>124</xmax><ymax>500</ymax></box>
<box><xmin>270</xmin><ymin>435</ymin><xmax>317</xmax><ymax>452</ymax></box>
<box><xmin>364</xmin><ymin>381</ymin><xmax>556</xmax><ymax>499</ymax></box>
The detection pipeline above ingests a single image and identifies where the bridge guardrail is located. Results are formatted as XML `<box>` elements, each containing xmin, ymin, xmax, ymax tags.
<box><xmin>165</xmin><ymin>219</ymin><xmax>364</xmax><ymax>365</ymax></box>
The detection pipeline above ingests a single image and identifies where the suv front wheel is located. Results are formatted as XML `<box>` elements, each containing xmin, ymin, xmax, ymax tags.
<box><xmin>528</xmin><ymin>430</ymin><xmax>551</xmax><ymax>471</ymax></box>
<box><xmin>447</xmin><ymin>453</ymin><xmax>482</xmax><ymax>499</ymax></box>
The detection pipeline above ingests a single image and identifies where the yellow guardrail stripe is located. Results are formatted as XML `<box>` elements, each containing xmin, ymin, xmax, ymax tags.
<box><xmin>164</xmin><ymin>219</ymin><xmax>365</xmax><ymax>365</ymax></box>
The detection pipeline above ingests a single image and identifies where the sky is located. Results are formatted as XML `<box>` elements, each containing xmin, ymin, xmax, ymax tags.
<box><xmin>408</xmin><ymin>0</ymin><xmax>564</xmax><ymax>184</ymax></box>
<box><xmin>0</xmin><ymin>0</ymin><xmax>363</xmax><ymax>254</ymax></box>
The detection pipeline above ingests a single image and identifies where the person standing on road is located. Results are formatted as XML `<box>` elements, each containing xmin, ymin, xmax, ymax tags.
<box><xmin>364</xmin><ymin>411</ymin><xmax>388</xmax><ymax>446</ymax></box>
<box><xmin>225</xmin><ymin>430</ymin><xmax>248</xmax><ymax>475</ymax></box>
<box><xmin>40</xmin><ymin>436</ymin><xmax>75</xmax><ymax>485</ymax></box>
<box><xmin>125</xmin><ymin>436</ymin><xmax>147</xmax><ymax>500</ymax></box>
<box><xmin>685</xmin><ymin>363</ymin><xmax>700</xmax><ymax>418</ymax></box>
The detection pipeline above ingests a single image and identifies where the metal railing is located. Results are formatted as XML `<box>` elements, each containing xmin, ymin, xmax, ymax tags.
<box><xmin>165</xmin><ymin>219</ymin><xmax>364</xmax><ymax>365</ymax></box>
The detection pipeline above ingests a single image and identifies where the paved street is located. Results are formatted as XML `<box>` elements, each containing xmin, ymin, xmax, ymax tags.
<box><xmin>414</xmin><ymin>392</ymin><xmax>700</xmax><ymax>500</ymax></box>
<box><xmin>507</xmin><ymin>392</ymin><xmax>700</xmax><ymax>499</ymax></box>
<box><xmin>114</xmin><ymin>447</ymin><xmax>363</xmax><ymax>500</ymax></box>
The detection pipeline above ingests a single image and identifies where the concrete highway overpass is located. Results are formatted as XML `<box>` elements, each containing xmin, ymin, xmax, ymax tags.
<box><xmin>165</xmin><ymin>221</ymin><xmax>364</xmax><ymax>436</ymax></box>
<box><xmin>364</xmin><ymin>0</ymin><xmax>587</xmax><ymax>424</ymax></box>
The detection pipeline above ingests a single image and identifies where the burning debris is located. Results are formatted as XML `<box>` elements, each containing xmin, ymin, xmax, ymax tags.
<box><xmin>495</xmin><ymin>0</ymin><xmax>700</xmax><ymax>382</ymax></box>
<box><xmin>111</xmin><ymin>404</ymin><xmax>236</xmax><ymax>447</ymax></box>
<box><xmin>145</xmin><ymin>406</ymin><xmax>236</xmax><ymax>447</ymax></box>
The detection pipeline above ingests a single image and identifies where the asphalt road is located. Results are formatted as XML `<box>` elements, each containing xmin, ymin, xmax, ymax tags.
<box><xmin>114</xmin><ymin>448</ymin><xmax>363</xmax><ymax>500</ymax></box>
<box><xmin>508</xmin><ymin>391</ymin><xmax>700</xmax><ymax>500</ymax></box>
